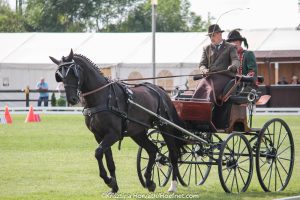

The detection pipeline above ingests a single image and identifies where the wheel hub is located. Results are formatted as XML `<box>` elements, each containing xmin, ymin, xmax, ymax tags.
<box><xmin>226</xmin><ymin>158</ymin><xmax>238</xmax><ymax>169</ymax></box>
<box><xmin>266</xmin><ymin>147</ymin><xmax>277</xmax><ymax>163</ymax></box>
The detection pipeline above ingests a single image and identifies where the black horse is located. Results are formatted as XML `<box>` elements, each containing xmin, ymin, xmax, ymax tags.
<box><xmin>50</xmin><ymin>50</ymin><xmax>185</xmax><ymax>193</ymax></box>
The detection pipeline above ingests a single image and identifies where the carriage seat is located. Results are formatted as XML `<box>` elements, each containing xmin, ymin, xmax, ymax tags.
<box><xmin>222</xmin><ymin>76</ymin><xmax>264</xmax><ymax>105</ymax></box>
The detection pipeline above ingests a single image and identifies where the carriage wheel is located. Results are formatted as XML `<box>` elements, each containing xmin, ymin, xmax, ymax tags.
<box><xmin>136</xmin><ymin>129</ymin><xmax>172</xmax><ymax>187</ymax></box>
<box><xmin>218</xmin><ymin>132</ymin><xmax>253</xmax><ymax>193</ymax></box>
<box><xmin>256</xmin><ymin>118</ymin><xmax>295</xmax><ymax>192</ymax></box>
<box><xmin>177</xmin><ymin>142</ymin><xmax>212</xmax><ymax>186</ymax></box>
<box><xmin>177</xmin><ymin>132</ymin><xmax>215</xmax><ymax>186</ymax></box>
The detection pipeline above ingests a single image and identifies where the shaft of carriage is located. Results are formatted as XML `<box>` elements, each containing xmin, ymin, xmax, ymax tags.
<box><xmin>128</xmin><ymin>99</ymin><xmax>208</xmax><ymax>144</ymax></box>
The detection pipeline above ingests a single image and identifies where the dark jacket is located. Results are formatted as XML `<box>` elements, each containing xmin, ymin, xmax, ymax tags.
<box><xmin>241</xmin><ymin>50</ymin><xmax>257</xmax><ymax>76</ymax></box>
<box><xmin>199</xmin><ymin>40</ymin><xmax>240</xmax><ymax>77</ymax></box>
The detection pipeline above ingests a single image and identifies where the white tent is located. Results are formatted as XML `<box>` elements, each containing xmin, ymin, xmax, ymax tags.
<box><xmin>0</xmin><ymin>28</ymin><xmax>299</xmax><ymax>106</ymax></box>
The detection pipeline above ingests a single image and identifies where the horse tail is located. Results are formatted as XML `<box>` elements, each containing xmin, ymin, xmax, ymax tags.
<box><xmin>155</xmin><ymin>86</ymin><xmax>186</xmax><ymax>157</ymax></box>
<box><xmin>169</xmin><ymin>102</ymin><xmax>187</xmax><ymax>157</ymax></box>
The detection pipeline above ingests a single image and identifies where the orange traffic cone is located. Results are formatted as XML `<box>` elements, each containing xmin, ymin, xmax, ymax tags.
<box><xmin>25</xmin><ymin>106</ymin><xmax>36</xmax><ymax>123</ymax></box>
<box><xmin>4</xmin><ymin>105</ymin><xmax>12</xmax><ymax>124</ymax></box>
<box><xmin>34</xmin><ymin>114</ymin><xmax>41</xmax><ymax>122</ymax></box>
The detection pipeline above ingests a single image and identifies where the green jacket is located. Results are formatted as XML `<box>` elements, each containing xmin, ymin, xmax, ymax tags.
<box><xmin>242</xmin><ymin>50</ymin><xmax>257</xmax><ymax>76</ymax></box>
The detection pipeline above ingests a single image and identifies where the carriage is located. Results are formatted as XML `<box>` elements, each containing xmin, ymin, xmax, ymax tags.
<box><xmin>51</xmin><ymin>50</ymin><xmax>294</xmax><ymax>194</ymax></box>
<box><xmin>136</xmin><ymin>75</ymin><xmax>295</xmax><ymax>193</ymax></box>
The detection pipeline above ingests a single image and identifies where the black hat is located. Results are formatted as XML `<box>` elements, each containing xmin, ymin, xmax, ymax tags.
<box><xmin>226</xmin><ymin>29</ymin><xmax>249</xmax><ymax>49</ymax></box>
<box><xmin>207</xmin><ymin>24</ymin><xmax>224</xmax><ymax>35</ymax></box>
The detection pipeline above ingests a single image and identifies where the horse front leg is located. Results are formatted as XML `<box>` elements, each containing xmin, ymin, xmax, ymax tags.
<box><xmin>105</xmin><ymin>147</ymin><xmax>117</xmax><ymax>183</ymax></box>
<box><xmin>95</xmin><ymin>134</ymin><xmax>119</xmax><ymax>193</ymax></box>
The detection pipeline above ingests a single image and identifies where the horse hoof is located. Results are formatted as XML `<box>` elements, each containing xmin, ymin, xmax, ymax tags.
<box><xmin>147</xmin><ymin>181</ymin><xmax>156</xmax><ymax>192</ymax></box>
<box><xmin>168</xmin><ymin>180</ymin><xmax>178</xmax><ymax>193</ymax></box>
<box><xmin>107</xmin><ymin>177</ymin><xmax>119</xmax><ymax>193</ymax></box>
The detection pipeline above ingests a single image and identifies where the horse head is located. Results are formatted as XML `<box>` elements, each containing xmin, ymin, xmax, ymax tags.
<box><xmin>50</xmin><ymin>49</ymin><xmax>82</xmax><ymax>105</ymax></box>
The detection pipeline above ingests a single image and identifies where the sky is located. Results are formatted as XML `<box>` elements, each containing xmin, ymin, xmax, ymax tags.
<box><xmin>7</xmin><ymin>0</ymin><xmax>299</xmax><ymax>30</ymax></box>
<box><xmin>188</xmin><ymin>0</ymin><xmax>299</xmax><ymax>30</ymax></box>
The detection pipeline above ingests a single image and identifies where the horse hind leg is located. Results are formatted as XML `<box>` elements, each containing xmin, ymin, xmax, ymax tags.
<box><xmin>132</xmin><ymin>134</ymin><xmax>157</xmax><ymax>192</ymax></box>
<box><xmin>163</xmin><ymin>136</ymin><xmax>180</xmax><ymax>193</ymax></box>
<box><xmin>95</xmin><ymin>133</ymin><xmax>119</xmax><ymax>193</ymax></box>
<box><xmin>105</xmin><ymin>148</ymin><xmax>118</xmax><ymax>192</ymax></box>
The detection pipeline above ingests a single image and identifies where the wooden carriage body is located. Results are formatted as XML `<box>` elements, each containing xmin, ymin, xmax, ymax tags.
<box><xmin>173</xmin><ymin>99</ymin><xmax>250</xmax><ymax>133</ymax></box>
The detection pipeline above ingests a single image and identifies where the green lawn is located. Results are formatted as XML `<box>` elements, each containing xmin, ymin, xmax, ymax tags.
<box><xmin>0</xmin><ymin>115</ymin><xmax>299</xmax><ymax>200</ymax></box>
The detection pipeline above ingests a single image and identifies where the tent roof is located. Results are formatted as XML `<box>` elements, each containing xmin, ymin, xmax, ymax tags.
<box><xmin>1</xmin><ymin>28</ymin><xmax>300</xmax><ymax>65</ymax></box>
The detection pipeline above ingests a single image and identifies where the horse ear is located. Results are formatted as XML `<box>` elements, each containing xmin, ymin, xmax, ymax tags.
<box><xmin>49</xmin><ymin>56</ymin><xmax>60</xmax><ymax>65</ymax></box>
<box><xmin>65</xmin><ymin>49</ymin><xmax>74</xmax><ymax>61</ymax></box>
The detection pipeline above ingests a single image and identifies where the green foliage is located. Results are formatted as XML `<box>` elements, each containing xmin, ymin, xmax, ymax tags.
<box><xmin>57</xmin><ymin>97</ymin><xmax>66</xmax><ymax>107</ymax></box>
<box><xmin>117</xmin><ymin>0</ymin><xmax>207</xmax><ymax>32</ymax></box>
<box><xmin>24</xmin><ymin>0</ymin><xmax>93</xmax><ymax>32</ymax></box>
<box><xmin>0</xmin><ymin>0</ymin><xmax>208</xmax><ymax>32</ymax></box>
<box><xmin>51</xmin><ymin>92</ymin><xmax>56</xmax><ymax>107</ymax></box>
<box><xmin>0</xmin><ymin>0</ymin><xmax>26</xmax><ymax>32</ymax></box>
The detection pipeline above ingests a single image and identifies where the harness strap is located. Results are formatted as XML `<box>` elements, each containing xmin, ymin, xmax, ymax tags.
<box><xmin>82</xmin><ymin>104</ymin><xmax>151</xmax><ymax>128</ymax></box>
<box><xmin>81</xmin><ymin>81</ymin><xmax>114</xmax><ymax>97</ymax></box>
<box><xmin>82</xmin><ymin>105</ymin><xmax>109</xmax><ymax>116</ymax></box>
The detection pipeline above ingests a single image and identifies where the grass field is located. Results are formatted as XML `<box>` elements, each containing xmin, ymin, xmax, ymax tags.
<box><xmin>0</xmin><ymin>114</ymin><xmax>299</xmax><ymax>200</ymax></box>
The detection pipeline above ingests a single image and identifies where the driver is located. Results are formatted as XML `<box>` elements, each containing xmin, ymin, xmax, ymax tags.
<box><xmin>192</xmin><ymin>24</ymin><xmax>240</xmax><ymax>104</ymax></box>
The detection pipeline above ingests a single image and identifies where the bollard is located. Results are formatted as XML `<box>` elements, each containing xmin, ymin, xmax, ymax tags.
<box><xmin>24</xmin><ymin>86</ymin><xmax>30</xmax><ymax>107</ymax></box>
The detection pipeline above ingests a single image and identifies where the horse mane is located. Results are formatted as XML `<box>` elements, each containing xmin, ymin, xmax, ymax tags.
<box><xmin>74</xmin><ymin>53</ymin><xmax>104</xmax><ymax>75</ymax></box>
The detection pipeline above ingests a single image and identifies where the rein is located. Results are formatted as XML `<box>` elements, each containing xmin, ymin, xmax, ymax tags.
<box><xmin>120</xmin><ymin>69</ymin><xmax>230</xmax><ymax>81</ymax></box>
<box><xmin>80</xmin><ymin>81</ymin><xmax>114</xmax><ymax>97</ymax></box>
<box><xmin>80</xmin><ymin>69</ymin><xmax>230</xmax><ymax>97</ymax></box>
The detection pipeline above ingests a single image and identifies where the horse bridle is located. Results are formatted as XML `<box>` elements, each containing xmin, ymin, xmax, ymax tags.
<box><xmin>55</xmin><ymin>60</ymin><xmax>114</xmax><ymax>98</ymax></box>
<box><xmin>55</xmin><ymin>60</ymin><xmax>82</xmax><ymax>97</ymax></box>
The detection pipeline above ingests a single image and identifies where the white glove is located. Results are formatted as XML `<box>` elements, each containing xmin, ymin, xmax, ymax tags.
<box><xmin>199</xmin><ymin>66</ymin><xmax>209</xmax><ymax>74</ymax></box>
<box><xmin>227</xmin><ymin>65</ymin><xmax>237</xmax><ymax>73</ymax></box>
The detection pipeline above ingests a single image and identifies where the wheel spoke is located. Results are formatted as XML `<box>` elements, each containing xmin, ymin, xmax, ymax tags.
<box><xmin>267</xmin><ymin>160</ymin><xmax>274</xmax><ymax>190</ymax></box>
<box><xmin>159</xmin><ymin>168</ymin><xmax>168</xmax><ymax>179</ymax></box>
<box><xmin>197</xmin><ymin>163</ymin><xmax>204</xmax><ymax>180</ymax></box>
<box><xmin>238</xmin><ymin>157</ymin><xmax>250</xmax><ymax>165</ymax></box>
<box><xmin>187</xmin><ymin>156</ymin><xmax>193</xmax><ymax>185</ymax></box>
<box><xmin>262</xmin><ymin>161</ymin><xmax>273</xmax><ymax>181</ymax></box>
<box><xmin>275</xmin><ymin>160</ymin><xmax>284</xmax><ymax>188</ymax></box>
<box><xmin>230</xmin><ymin>170</ymin><xmax>235</xmax><ymax>192</ymax></box>
<box><xmin>141</xmin><ymin>156</ymin><xmax>149</xmax><ymax>160</ymax></box>
<box><xmin>178</xmin><ymin>152</ymin><xmax>192</xmax><ymax>167</ymax></box>
<box><xmin>238</xmin><ymin>165</ymin><xmax>250</xmax><ymax>174</ymax></box>
<box><xmin>225</xmin><ymin>168</ymin><xmax>233</xmax><ymax>184</ymax></box>
<box><xmin>236</xmin><ymin>146</ymin><xmax>247</xmax><ymax>160</ymax></box>
<box><xmin>277</xmin><ymin>133</ymin><xmax>288</xmax><ymax>150</ymax></box>
<box><xmin>156</xmin><ymin>167</ymin><xmax>161</xmax><ymax>186</ymax></box>
<box><xmin>277</xmin><ymin>146</ymin><xmax>291</xmax><ymax>157</ymax></box>
<box><xmin>259</xmin><ymin>158</ymin><xmax>268</xmax><ymax>169</ymax></box>
<box><xmin>235</xmin><ymin>170</ymin><xmax>240</xmax><ymax>193</ymax></box>
<box><xmin>277</xmin><ymin>157</ymin><xmax>289</xmax><ymax>175</ymax></box>
<box><xmin>266</xmin><ymin>127</ymin><xmax>273</xmax><ymax>145</ymax></box>
<box><xmin>182</xmin><ymin>162</ymin><xmax>192</xmax><ymax>179</ymax></box>
<box><xmin>237</xmin><ymin>167</ymin><xmax>246</xmax><ymax>185</ymax></box>
<box><xmin>141</xmin><ymin>166</ymin><xmax>147</xmax><ymax>172</ymax></box>
<box><xmin>276</xmin><ymin>123</ymin><xmax>283</xmax><ymax>149</ymax></box>
<box><xmin>278</xmin><ymin>157</ymin><xmax>291</xmax><ymax>162</ymax></box>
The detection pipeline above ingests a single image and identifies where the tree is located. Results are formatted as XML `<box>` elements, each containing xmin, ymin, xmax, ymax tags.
<box><xmin>24</xmin><ymin>0</ymin><xmax>94</xmax><ymax>32</ymax></box>
<box><xmin>116</xmin><ymin>0</ymin><xmax>207</xmax><ymax>32</ymax></box>
<box><xmin>0</xmin><ymin>0</ymin><xmax>26</xmax><ymax>32</ymax></box>
<box><xmin>91</xmin><ymin>0</ymin><xmax>144</xmax><ymax>32</ymax></box>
